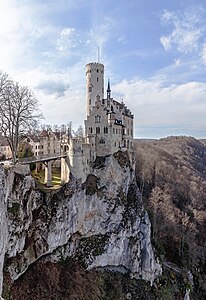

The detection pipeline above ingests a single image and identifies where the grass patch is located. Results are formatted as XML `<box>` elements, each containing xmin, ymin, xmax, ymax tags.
<box><xmin>31</xmin><ymin>167</ymin><xmax>61</xmax><ymax>189</ymax></box>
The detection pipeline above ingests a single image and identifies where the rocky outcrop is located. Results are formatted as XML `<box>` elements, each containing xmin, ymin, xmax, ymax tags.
<box><xmin>0</xmin><ymin>152</ymin><xmax>161</xmax><ymax>297</ymax></box>
<box><xmin>0</xmin><ymin>167</ymin><xmax>8</xmax><ymax>296</ymax></box>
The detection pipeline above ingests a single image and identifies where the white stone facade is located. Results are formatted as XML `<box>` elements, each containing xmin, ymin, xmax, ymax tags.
<box><xmin>62</xmin><ymin>62</ymin><xmax>134</xmax><ymax>182</ymax></box>
<box><xmin>0</xmin><ymin>143</ymin><xmax>12</xmax><ymax>159</ymax></box>
<box><xmin>86</xmin><ymin>62</ymin><xmax>104</xmax><ymax>116</ymax></box>
<box><xmin>27</xmin><ymin>130</ymin><xmax>61</xmax><ymax>157</ymax></box>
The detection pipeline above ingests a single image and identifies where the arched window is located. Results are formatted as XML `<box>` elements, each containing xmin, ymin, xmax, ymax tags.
<box><xmin>104</xmin><ymin>127</ymin><xmax>108</xmax><ymax>134</ymax></box>
<box><xmin>96</xmin><ymin>127</ymin><xmax>100</xmax><ymax>134</ymax></box>
<box><xmin>100</xmin><ymin>138</ymin><xmax>105</xmax><ymax>144</ymax></box>
<box><xmin>89</xmin><ymin>86</ymin><xmax>92</xmax><ymax>92</ymax></box>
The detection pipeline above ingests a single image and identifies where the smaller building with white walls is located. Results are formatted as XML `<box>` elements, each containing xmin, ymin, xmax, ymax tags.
<box><xmin>0</xmin><ymin>137</ymin><xmax>12</xmax><ymax>159</ymax></box>
<box><xmin>61</xmin><ymin>61</ymin><xmax>134</xmax><ymax>183</ymax></box>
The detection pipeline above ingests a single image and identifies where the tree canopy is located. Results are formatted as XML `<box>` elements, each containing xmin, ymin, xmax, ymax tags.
<box><xmin>0</xmin><ymin>71</ymin><xmax>43</xmax><ymax>163</ymax></box>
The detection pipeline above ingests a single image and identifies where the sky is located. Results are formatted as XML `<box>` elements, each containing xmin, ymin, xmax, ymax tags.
<box><xmin>0</xmin><ymin>0</ymin><xmax>206</xmax><ymax>138</ymax></box>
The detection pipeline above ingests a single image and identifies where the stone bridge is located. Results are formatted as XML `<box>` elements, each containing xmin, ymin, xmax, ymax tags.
<box><xmin>19</xmin><ymin>153</ymin><xmax>67</xmax><ymax>187</ymax></box>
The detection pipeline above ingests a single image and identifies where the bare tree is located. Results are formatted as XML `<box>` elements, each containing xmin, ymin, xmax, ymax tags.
<box><xmin>73</xmin><ymin>125</ymin><xmax>84</xmax><ymax>138</ymax></box>
<box><xmin>0</xmin><ymin>72</ymin><xmax>43</xmax><ymax>163</ymax></box>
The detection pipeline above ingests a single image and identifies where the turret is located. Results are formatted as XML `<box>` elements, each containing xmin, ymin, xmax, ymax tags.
<box><xmin>107</xmin><ymin>79</ymin><xmax>111</xmax><ymax>99</ymax></box>
<box><xmin>86</xmin><ymin>62</ymin><xmax>104</xmax><ymax>116</ymax></box>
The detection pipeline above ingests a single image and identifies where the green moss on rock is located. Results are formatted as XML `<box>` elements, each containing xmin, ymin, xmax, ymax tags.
<box><xmin>76</xmin><ymin>233</ymin><xmax>110</xmax><ymax>267</ymax></box>
<box><xmin>83</xmin><ymin>174</ymin><xmax>99</xmax><ymax>196</ymax></box>
<box><xmin>8</xmin><ymin>202</ymin><xmax>20</xmax><ymax>218</ymax></box>
<box><xmin>113</xmin><ymin>151</ymin><xmax>131</xmax><ymax>168</ymax></box>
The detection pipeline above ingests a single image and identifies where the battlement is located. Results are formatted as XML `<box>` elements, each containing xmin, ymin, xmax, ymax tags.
<box><xmin>86</xmin><ymin>62</ymin><xmax>104</xmax><ymax>68</ymax></box>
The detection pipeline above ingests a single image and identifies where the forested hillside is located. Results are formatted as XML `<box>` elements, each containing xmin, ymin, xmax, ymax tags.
<box><xmin>134</xmin><ymin>136</ymin><xmax>206</xmax><ymax>299</ymax></box>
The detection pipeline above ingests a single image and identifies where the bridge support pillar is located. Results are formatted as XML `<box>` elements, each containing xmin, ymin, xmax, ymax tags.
<box><xmin>44</xmin><ymin>161</ymin><xmax>53</xmax><ymax>187</ymax></box>
<box><xmin>61</xmin><ymin>157</ymin><xmax>70</xmax><ymax>184</ymax></box>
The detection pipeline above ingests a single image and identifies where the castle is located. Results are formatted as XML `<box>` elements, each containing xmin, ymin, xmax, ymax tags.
<box><xmin>61</xmin><ymin>62</ymin><xmax>134</xmax><ymax>182</ymax></box>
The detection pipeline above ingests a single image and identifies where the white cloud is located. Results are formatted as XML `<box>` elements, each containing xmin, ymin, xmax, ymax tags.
<box><xmin>160</xmin><ymin>7</ymin><xmax>204</xmax><ymax>53</ymax></box>
<box><xmin>90</xmin><ymin>16</ymin><xmax>114</xmax><ymax>49</ymax></box>
<box><xmin>160</xmin><ymin>36</ymin><xmax>171</xmax><ymax>51</ymax></box>
<box><xmin>174</xmin><ymin>59</ymin><xmax>181</xmax><ymax>66</ymax></box>
<box><xmin>0</xmin><ymin>1</ymin><xmax>205</xmax><ymax>138</ymax></box>
<box><xmin>14</xmin><ymin>62</ymin><xmax>87</xmax><ymax>128</ymax></box>
<box><xmin>201</xmin><ymin>43</ymin><xmax>206</xmax><ymax>65</ymax></box>
<box><xmin>117</xmin><ymin>36</ymin><xmax>127</xmax><ymax>45</ymax></box>
<box><xmin>112</xmin><ymin>77</ymin><xmax>206</xmax><ymax>138</ymax></box>
<box><xmin>0</xmin><ymin>1</ymin><xmax>58</xmax><ymax>74</ymax></box>
<box><xmin>56</xmin><ymin>27</ymin><xmax>77</xmax><ymax>53</ymax></box>
<box><xmin>0</xmin><ymin>0</ymin><xmax>115</xmax><ymax>130</ymax></box>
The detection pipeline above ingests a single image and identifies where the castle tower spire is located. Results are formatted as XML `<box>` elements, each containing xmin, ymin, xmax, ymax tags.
<box><xmin>107</xmin><ymin>79</ymin><xmax>111</xmax><ymax>99</ymax></box>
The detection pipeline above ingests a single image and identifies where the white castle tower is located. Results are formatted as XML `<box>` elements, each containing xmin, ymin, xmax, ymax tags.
<box><xmin>61</xmin><ymin>60</ymin><xmax>134</xmax><ymax>183</ymax></box>
<box><xmin>86</xmin><ymin>62</ymin><xmax>104</xmax><ymax>116</ymax></box>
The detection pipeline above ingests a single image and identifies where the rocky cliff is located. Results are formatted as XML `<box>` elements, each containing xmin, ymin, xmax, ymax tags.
<box><xmin>0</xmin><ymin>152</ymin><xmax>161</xmax><ymax>299</ymax></box>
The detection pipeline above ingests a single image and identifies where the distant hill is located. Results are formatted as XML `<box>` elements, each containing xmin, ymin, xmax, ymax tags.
<box><xmin>134</xmin><ymin>136</ymin><xmax>206</xmax><ymax>299</ymax></box>
<box><xmin>200</xmin><ymin>139</ymin><xmax>206</xmax><ymax>146</ymax></box>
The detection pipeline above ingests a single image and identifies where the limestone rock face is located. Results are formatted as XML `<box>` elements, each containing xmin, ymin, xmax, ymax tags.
<box><xmin>0</xmin><ymin>168</ymin><xmax>8</xmax><ymax>296</ymax></box>
<box><xmin>0</xmin><ymin>152</ymin><xmax>161</xmax><ymax>297</ymax></box>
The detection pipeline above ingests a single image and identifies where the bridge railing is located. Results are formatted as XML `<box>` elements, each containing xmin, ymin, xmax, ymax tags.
<box><xmin>18</xmin><ymin>152</ymin><xmax>67</xmax><ymax>164</ymax></box>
